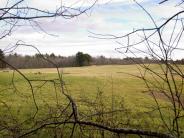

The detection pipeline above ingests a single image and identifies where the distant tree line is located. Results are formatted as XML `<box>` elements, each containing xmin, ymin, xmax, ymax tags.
<box><xmin>0</xmin><ymin>50</ymin><xmax>184</xmax><ymax>69</ymax></box>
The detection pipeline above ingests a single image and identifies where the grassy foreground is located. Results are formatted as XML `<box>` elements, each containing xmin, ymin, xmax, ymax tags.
<box><xmin>0</xmin><ymin>65</ymin><xmax>183</xmax><ymax>137</ymax></box>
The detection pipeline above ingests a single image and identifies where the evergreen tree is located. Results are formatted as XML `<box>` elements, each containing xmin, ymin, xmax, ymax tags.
<box><xmin>75</xmin><ymin>52</ymin><xmax>92</xmax><ymax>66</ymax></box>
<box><xmin>0</xmin><ymin>49</ymin><xmax>6</xmax><ymax>69</ymax></box>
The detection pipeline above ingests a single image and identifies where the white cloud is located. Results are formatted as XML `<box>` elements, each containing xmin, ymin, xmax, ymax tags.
<box><xmin>21</xmin><ymin>0</ymin><xmax>151</xmax><ymax>10</ymax></box>
<box><xmin>0</xmin><ymin>0</ymin><xmax>184</xmax><ymax>59</ymax></box>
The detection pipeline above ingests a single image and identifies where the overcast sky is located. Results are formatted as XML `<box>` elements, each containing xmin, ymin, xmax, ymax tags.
<box><xmin>0</xmin><ymin>0</ymin><xmax>184</xmax><ymax>59</ymax></box>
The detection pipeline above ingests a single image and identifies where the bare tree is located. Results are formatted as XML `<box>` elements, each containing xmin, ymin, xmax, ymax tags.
<box><xmin>90</xmin><ymin>0</ymin><xmax>184</xmax><ymax>137</ymax></box>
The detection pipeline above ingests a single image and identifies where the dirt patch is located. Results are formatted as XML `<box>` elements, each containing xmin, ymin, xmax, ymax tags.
<box><xmin>148</xmin><ymin>91</ymin><xmax>184</xmax><ymax>107</ymax></box>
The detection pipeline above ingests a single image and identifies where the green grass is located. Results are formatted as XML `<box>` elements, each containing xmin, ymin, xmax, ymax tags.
<box><xmin>0</xmin><ymin>64</ymin><xmax>184</xmax><ymax>137</ymax></box>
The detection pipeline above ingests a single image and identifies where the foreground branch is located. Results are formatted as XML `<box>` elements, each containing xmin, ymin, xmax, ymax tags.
<box><xmin>19</xmin><ymin>120</ymin><xmax>174</xmax><ymax>138</ymax></box>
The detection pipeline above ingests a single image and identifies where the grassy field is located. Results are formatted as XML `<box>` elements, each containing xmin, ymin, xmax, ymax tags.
<box><xmin>0</xmin><ymin>65</ymin><xmax>183</xmax><ymax>137</ymax></box>
<box><xmin>0</xmin><ymin>65</ymin><xmax>154</xmax><ymax>109</ymax></box>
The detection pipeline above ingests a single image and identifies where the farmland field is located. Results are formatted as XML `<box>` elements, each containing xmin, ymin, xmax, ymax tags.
<box><xmin>0</xmin><ymin>65</ymin><xmax>184</xmax><ymax>137</ymax></box>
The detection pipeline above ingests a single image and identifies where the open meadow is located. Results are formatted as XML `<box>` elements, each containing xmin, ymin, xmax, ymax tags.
<box><xmin>0</xmin><ymin>65</ymin><xmax>184</xmax><ymax>137</ymax></box>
